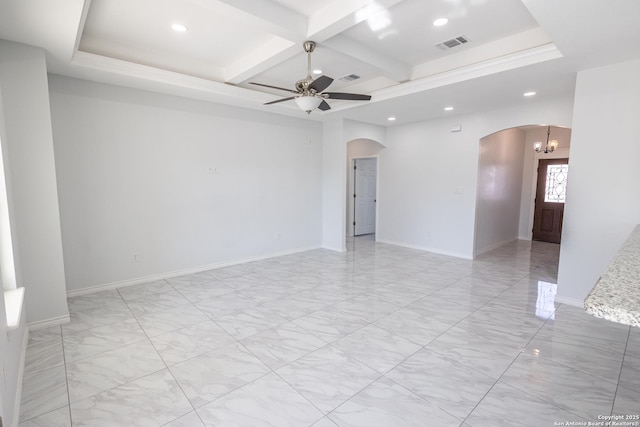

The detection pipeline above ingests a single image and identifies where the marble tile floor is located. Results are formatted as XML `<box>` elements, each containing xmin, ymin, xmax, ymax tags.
<box><xmin>20</xmin><ymin>236</ymin><xmax>640</xmax><ymax>426</ymax></box>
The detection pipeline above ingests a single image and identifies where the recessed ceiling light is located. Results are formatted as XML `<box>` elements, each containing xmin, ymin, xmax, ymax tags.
<box><xmin>312</xmin><ymin>69</ymin><xmax>323</xmax><ymax>75</ymax></box>
<box><xmin>523</xmin><ymin>91</ymin><xmax>536</xmax><ymax>97</ymax></box>
<box><xmin>433</xmin><ymin>18</ymin><xmax>449</xmax><ymax>27</ymax></box>
<box><xmin>444</xmin><ymin>106</ymin><xmax>454</xmax><ymax>111</ymax></box>
<box><xmin>171</xmin><ymin>23</ymin><xmax>188</xmax><ymax>32</ymax></box>
<box><xmin>387</xmin><ymin>116</ymin><xmax>396</xmax><ymax>121</ymax></box>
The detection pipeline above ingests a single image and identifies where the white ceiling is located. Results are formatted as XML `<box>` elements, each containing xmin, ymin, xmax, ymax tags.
<box><xmin>0</xmin><ymin>0</ymin><xmax>639</xmax><ymax>126</ymax></box>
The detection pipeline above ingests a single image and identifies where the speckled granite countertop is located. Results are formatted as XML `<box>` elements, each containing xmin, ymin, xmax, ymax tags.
<box><xmin>585</xmin><ymin>225</ymin><xmax>640</xmax><ymax>328</ymax></box>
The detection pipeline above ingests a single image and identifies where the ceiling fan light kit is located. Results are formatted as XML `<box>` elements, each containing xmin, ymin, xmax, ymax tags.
<box><xmin>250</xmin><ymin>41</ymin><xmax>372</xmax><ymax>114</ymax></box>
<box><xmin>295</xmin><ymin>95</ymin><xmax>322</xmax><ymax>113</ymax></box>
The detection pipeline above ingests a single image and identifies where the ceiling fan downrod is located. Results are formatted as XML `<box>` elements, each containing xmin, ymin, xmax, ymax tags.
<box><xmin>297</xmin><ymin>41</ymin><xmax>316</xmax><ymax>93</ymax></box>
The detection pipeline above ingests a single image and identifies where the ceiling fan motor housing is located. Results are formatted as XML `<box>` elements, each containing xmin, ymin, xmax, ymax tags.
<box><xmin>303</xmin><ymin>41</ymin><xmax>316</xmax><ymax>53</ymax></box>
<box><xmin>295</xmin><ymin>78</ymin><xmax>313</xmax><ymax>93</ymax></box>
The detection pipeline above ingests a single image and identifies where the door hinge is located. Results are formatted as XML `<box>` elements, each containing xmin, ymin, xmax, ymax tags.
<box><xmin>353</xmin><ymin>221</ymin><xmax>356</xmax><ymax>226</ymax></box>
<box><xmin>354</xmin><ymin>165</ymin><xmax>357</xmax><ymax>170</ymax></box>
<box><xmin>353</xmin><ymin>194</ymin><xmax>356</xmax><ymax>198</ymax></box>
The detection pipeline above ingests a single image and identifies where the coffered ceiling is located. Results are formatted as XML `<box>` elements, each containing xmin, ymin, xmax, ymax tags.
<box><xmin>0</xmin><ymin>0</ymin><xmax>639</xmax><ymax>125</ymax></box>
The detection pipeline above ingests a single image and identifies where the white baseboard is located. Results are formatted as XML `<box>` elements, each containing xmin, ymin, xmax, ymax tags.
<box><xmin>11</xmin><ymin>326</ymin><xmax>28</xmax><ymax>427</ymax></box>
<box><xmin>555</xmin><ymin>295</ymin><xmax>584</xmax><ymax>308</ymax></box>
<box><xmin>28</xmin><ymin>314</ymin><xmax>71</xmax><ymax>330</ymax></box>
<box><xmin>66</xmin><ymin>245</ymin><xmax>321</xmax><ymax>298</ymax></box>
<box><xmin>321</xmin><ymin>245</ymin><xmax>346</xmax><ymax>253</ymax></box>
<box><xmin>375</xmin><ymin>238</ymin><xmax>473</xmax><ymax>260</ymax></box>
<box><xmin>474</xmin><ymin>238</ymin><xmax>517</xmax><ymax>257</ymax></box>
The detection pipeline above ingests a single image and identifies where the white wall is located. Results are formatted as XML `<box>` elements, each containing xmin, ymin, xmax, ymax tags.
<box><xmin>0</xmin><ymin>40</ymin><xmax>68</xmax><ymax>326</ymax></box>
<box><xmin>557</xmin><ymin>59</ymin><xmax>640</xmax><ymax>305</ymax></box>
<box><xmin>0</xmin><ymin>292</ymin><xmax>27</xmax><ymax>427</ymax></box>
<box><xmin>49</xmin><ymin>75</ymin><xmax>323</xmax><ymax>292</ymax></box>
<box><xmin>322</xmin><ymin>119</ymin><xmax>346</xmax><ymax>251</ymax></box>
<box><xmin>0</xmin><ymin>86</ymin><xmax>28</xmax><ymax>427</ymax></box>
<box><xmin>347</xmin><ymin>138</ymin><xmax>386</xmax><ymax>159</ymax></box>
<box><xmin>518</xmin><ymin>126</ymin><xmax>572</xmax><ymax>240</ymax></box>
<box><xmin>346</xmin><ymin>139</ymin><xmax>385</xmax><ymax>237</ymax></box>
<box><xmin>377</xmin><ymin>96</ymin><xmax>574</xmax><ymax>259</ymax></box>
<box><xmin>322</xmin><ymin>119</ymin><xmax>387</xmax><ymax>249</ymax></box>
<box><xmin>0</xmin><ymin>92</ymin><xmax>17</xmax><ymax>294</ymax></box>
<box><xmin>344</xmin><ymin>119</ymin><xmax>386</xmax><ymax>145</ymax></box>
<box><xmin>0</xmin><ymin>290</ymin><xmax>26</xmax><ymax>427</ymax></box>
<box><xmin>475</xmin><ymin>128</ymin><xmax>526</xmax><ymax>255</ymax></box>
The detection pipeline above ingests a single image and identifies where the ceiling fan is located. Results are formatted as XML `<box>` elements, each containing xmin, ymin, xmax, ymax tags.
<box><xmin>250</xmin><ymin>41</ymin><xmax>372</xmax><ymax>114</ymax></box>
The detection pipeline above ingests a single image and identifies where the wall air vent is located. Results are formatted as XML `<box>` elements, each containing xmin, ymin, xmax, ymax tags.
<box><xmin>339</xmin><ymin>74</ymin><xmax>360</xmax><ymax>82</ymax></box>
<box><xmin>435</xmin><ymin>35</ymin><xmax>470</xmax><ymax>50</ymax></box>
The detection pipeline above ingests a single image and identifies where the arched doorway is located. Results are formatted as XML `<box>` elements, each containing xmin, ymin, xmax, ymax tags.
<box><xmin>473</xmin><ymin>125</ymin><xmax>572</xmax><ymax>256</ymax></box>
<box><xmin>346</xmin><ymin>138</ymin><xmax>385</xmax><ymax>240</ymax></box>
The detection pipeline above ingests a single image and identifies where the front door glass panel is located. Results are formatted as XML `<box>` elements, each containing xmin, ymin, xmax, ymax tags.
<box><xmin>544</xmin><ymin>164</ymin><xmax>568</xmax><ymax>203</ymax></box>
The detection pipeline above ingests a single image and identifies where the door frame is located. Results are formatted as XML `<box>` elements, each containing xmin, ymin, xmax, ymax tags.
<box><xmin>532</xmin><ymin>157</ymin><xmax>569</xmax><ymax>243</ymax></box>
<box><xmin>347</xmin><ymin>155</ymin><xmax>379</xmax><ymax>238</ymax></box>
<box><xmin>525</xmin><ymin>148</ymin><xmax>570</xmax><ymax>240</ymax></box>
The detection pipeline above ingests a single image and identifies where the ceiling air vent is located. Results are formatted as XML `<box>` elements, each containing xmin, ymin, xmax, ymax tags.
<box><xmin>339</xmin><ymin>74</ymin><xmax>360</xmax><ymax>82</ymax></box>
<box><xmin>435</xmin><ymin>35</ymin><xmax>470</xmax><ymax>51</ymax></box>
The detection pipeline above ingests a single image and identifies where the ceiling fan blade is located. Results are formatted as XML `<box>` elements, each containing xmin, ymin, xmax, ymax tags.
<box><xmin>318</xmin><ymin>100</ymin><xmax>331</xmax><ymax>111</ymax></box>
<box><xmin>323</xmin><ymin>92</ymin><xmax>372</xmax><ymax>101</ymax></box>
<box><xmin>249</xmin><ymin>82</ymin><xmax>298</xmax><ymax>94</ymax></box>
<box><xmin>264</xmin><ymin>96</ymin><xmax>297</xmax><ymax>105</ymax></box>
<box><xmin>309</xmin><ymin>75</ymin><xmax>334</xmax><ymax>92</ymax></box>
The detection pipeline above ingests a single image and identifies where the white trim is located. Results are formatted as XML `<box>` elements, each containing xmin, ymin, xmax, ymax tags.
<box><xmin>71</xmin><ymin>38</ymin><xmax>561</xmax><ymax>118</ymax></box>
<box><xmin>330</xmin><ymin>44</ymin><xmax>563</xmax><ymax>113</ymax></box>
<box><xmin>4</xmin><ymin>287</ymin><xmax>25</xmax><ymax>330</ymax></box>
<box><xmin>474</xmin><ymin>238</ymin><xmax>517</xmax><ymax>258</ymax></box>
<box><xmin>349</xmin><ymin>155</ymin><xmax>379</xmax><ymax>238</ymax></box>
<box><xmin>555</xmin><ymin>295</ymin><xmax>584</xmax><ymax>308</ymax></box>
<box><xmin>376</xmin><ymin>238</ymin><xmax>473</xmax><ymax>260</ymax></box>
<box><xmin>66</xmin><ymin>245</ymin><xmax>321</xmax><ymax>297</ymax></box>
<box><xmin>321</xmin><ymin>244</ymin><xmax>346</xmax><ymax>253</ymax></box>
<box><xmin>27</xmin><ymin>314</ymin><xmax>71</xmax><ymax>330</ymax></box>
<box><xmin>10</xmin><ymin>325</ymin><xmax>28</xmax><ymax>427</ymax></box>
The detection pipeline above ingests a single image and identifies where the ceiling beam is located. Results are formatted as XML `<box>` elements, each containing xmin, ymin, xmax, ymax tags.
<box><xmin>322</xmin><ymin>34</ymin><xmax>410</xmax><ymax>83</ymax></box>
<box><xmin>224</xmin><ymin>0</ymin><xmax>405</xmax><ymax>85</ymax></box>
<box><xmin>0</xmin><ymin>0</ymin><xmax>87</xmax><ymax>62</ymax></box>
<box><xmin>224</xmin><ymin>38</ymin><xmax>298</xmax><ymax>85</ymax></box>
<box><xmin>211</xmin><ymin>0</ymin><xmax>308</xmax><ymax>84</ymax></box>
<box><xmin>412</xmin><ymin>28</ymin><xmax>552</xmax><ymax>80</ymax></box>
<box><xmin>71</xmin><ymin>50</ymin><xmax>272</xmax><ymax>101</ymax></box>
<box><xmin>307</xmin><ymin>0</ymin><xmax>403</xmax><ymax>40</ymax></box>
<box><xmin>67</xmin><ymin>51</ymin><xmax>322</xmax><ymax>121</ymax></box>
<box><xmin>349</xmin><ymin>44</ymin><xmax>563</xmax><ymax>109</ymax></box>
<box><xmin>213</xmin><ymin>0</ymin><xmax>307</xmax><ymax>41</ymax></box>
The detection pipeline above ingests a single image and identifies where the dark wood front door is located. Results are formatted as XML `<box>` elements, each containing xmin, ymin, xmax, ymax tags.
<box><xmin>533</xmin><ymin>158</ymin><xmax>569</xmax><ymax>243</ymax></box>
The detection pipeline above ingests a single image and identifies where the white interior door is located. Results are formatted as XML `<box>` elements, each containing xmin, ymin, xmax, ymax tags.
<box><xmin>354</xmin><ymin>158</ymin><xmax>377</xmax><ymax>236</ymax></box>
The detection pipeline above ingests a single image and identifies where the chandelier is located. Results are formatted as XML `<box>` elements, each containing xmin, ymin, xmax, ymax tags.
<box><xmin>534</xmin><ymin>126</ymin><xmax>559</xmax><ymax>153</ymax></box>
